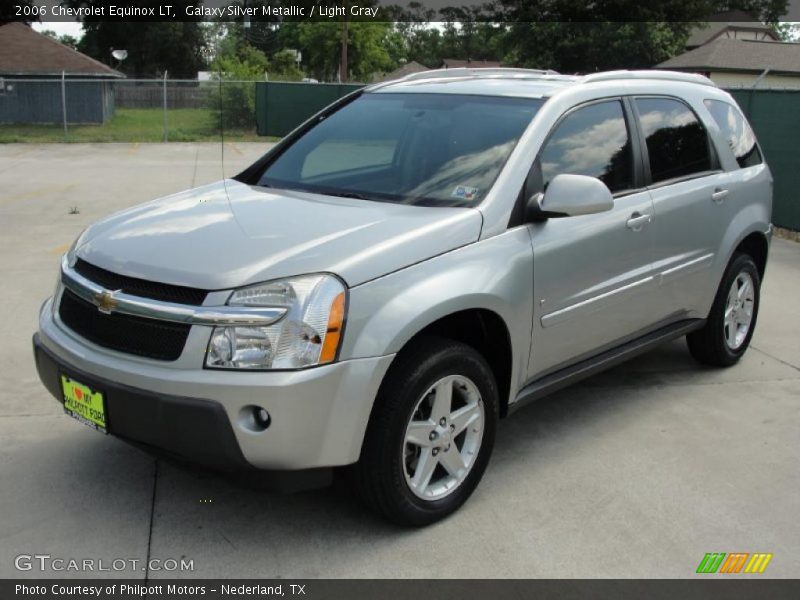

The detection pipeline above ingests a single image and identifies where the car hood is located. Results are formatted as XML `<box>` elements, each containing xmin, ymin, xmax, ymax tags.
<box><xmin>75</xmin><ymin>180</ymin><xmax>483</xmax><ymax>290</ymax></box>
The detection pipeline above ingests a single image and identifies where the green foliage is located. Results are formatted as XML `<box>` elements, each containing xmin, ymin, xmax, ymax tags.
<box><xmin>1</xmin><ymin>0</ymin><xmax>37</xmax><ymax>22</ymax></box>
<box><xmin>279</xmin><ymin>21</ymin><xmax>395</xmax><ymax>82</ymax></box>
<box><xmin>0</xmin><ymin>108</ymin><xmax>267</xmax><ymax>143</ymax></box>
<box><xmin>39</xmin><ymin>29</ymin><xmax>79</xmax><ymax>50</ymax></box>
<box><xmin>61</xmin><ymin>1</ymin><xmax>207</xmax><ymax>77</ymax></box>
<box><xmin>210</xmin><ymin>44</ymin><xmax>268</xmax><ymax>128</ymax></box>
<box><xmin>384</xmin><ymin>0</ymin><xmax>791</xmax><ymax>73</ymax></box>
<box><xmin>501</xmin><ymin>22</ymin><xmax>693</xmax><ymax>74</ymax></box>
<box><xmin>775</xmin><ymin>22</ymin><xmax>800</xmax><ymax>41</ymax></box>
<box><xmin>269</xmin><ymin>49</ymin><xmax>304</xmax><ymax>81</ymax></box>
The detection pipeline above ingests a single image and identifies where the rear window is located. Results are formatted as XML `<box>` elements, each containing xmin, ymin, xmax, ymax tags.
<box><xmin>636</xmin><ymin>97</ymin><xmax>712</xmax><ymax>184</ymax></box>
<box><xmin>703</xmin><ymin>99</ymin><xmax>762</xmax><ymax>168</ymax></box>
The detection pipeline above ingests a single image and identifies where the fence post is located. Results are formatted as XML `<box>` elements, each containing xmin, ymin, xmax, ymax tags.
<box><xmin>61</xmin><ymin>71</ymin><xmax>68</xmax><ymax>141</ymax></box>
<box><xmin>163</xmin><ymin>71</ymin><xmax>168</xmax><ymax>142</ymax></box>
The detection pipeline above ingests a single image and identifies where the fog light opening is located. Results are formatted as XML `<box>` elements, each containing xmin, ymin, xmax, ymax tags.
<box><xmin>239</xmin><ymin>404</ymin><xmax>271</xmax><ymax>433</ymax></box>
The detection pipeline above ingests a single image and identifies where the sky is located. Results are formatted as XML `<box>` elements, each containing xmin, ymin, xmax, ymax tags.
<box><xmin>32</xmin><ymin>21</ymin><xmax>83</xmax><ymax>38</ymax></box>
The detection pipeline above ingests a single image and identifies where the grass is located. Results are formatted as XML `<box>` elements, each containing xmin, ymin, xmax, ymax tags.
<box><xmin>0</xmin><ymin>108</ymin><xmax>271</xmax><ymax>143</ymax></box>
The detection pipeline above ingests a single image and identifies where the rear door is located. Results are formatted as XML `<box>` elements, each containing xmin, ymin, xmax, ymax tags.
<box><xmin>632</xmin><ymin>96</ymin><xmax>727</xmax><ymax>322</ymax></box>
<box><xmin>527</xmin><ymin>98</ymin><xmax>657</xmax><ymax>377</ymax></box>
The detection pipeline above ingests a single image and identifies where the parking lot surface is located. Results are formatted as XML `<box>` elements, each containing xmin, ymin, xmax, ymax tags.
<box><xmin>1</xmin><ymin>143</ymin><xmax>798</xmax><ymax>579</ymax></box>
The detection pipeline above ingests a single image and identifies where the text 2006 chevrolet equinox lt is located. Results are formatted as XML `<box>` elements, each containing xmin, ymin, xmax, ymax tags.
<box><xmin>34</xmin><ymin>69</ymin><xmax>772</xmax><ymax>525</ymax></box>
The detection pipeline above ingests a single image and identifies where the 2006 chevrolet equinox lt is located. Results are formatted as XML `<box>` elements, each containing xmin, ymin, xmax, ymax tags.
<box><xmin>34</xmin><ymin>69</ymin><xmax>772</xmax><ymax>525</ymax></box>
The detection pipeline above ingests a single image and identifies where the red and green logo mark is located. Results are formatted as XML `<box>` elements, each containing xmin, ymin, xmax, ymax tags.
<box><xmin>697</xmin><ymin>553</ymin><xmax>773</xmax><ymax>574</ymax></box>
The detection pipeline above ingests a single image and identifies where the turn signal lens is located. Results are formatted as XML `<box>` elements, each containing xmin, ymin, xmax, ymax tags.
<box><xmin>320</xmin><ymin>292</ymin><xmax>345</xmax><ymax>364</ymax></box>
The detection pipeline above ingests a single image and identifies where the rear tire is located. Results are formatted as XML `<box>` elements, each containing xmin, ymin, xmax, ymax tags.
<box><xmin>687</xmin><ymin>253</ymin><xmax>760</xmax><ymax>367</ymax></box>
<box><xmin>354</xmin><ymin>336</ymin><xmax>498</xmax><ymax>526</ymax></box>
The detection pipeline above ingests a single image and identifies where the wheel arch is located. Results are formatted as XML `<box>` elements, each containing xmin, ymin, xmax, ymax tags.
<box><xmin>733</xmin><ymin>230</ymin><xmax>769</xmax><ymax>281</ymax></box>
<box><xmin>392</xmin><ymin>308</ymin><xmax>514</xmax><ymax>417</ymax></box>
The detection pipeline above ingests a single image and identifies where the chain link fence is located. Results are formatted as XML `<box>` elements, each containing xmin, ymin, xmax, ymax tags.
<box><xmin>0</xmin><ymin>77</ymin><xmax>265</xmax><ymax>142</ymax></box>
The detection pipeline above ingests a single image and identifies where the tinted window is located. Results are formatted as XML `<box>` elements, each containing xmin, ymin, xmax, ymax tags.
<box><xmin>704</xmin><ymin>99</ymin><xmax>762</xmax><ymax>168</ymax></box>
<box><xmin>636</xmin><ymin>98</ymin><xmax>712</xmax><ymax>183</ymax></box>
<box><xmin>539</xmin><ymin>100</ymin><xmax>633</xmax><ymax>193</ymax></box>
<box><xmin>258</xmin><ymin>93</ymin><xmax>543</xmax><ymax>207</ymax></box>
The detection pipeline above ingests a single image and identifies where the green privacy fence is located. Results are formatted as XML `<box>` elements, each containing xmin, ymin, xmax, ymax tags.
<box><xmin>255</xmin><ymin>81</ymin><xmax>364</xmax><ymax>137</ymax></box>
<box><xmin>728</xmin><ymin>88</ymin><xmax>800</xmax><ymax>231</ymax></box>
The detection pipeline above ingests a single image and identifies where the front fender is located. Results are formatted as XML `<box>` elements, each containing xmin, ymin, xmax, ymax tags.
<box><xmin>341</xmin><ymin>227</ymin><xmax>534</xmax><ymax>396</ymax></box>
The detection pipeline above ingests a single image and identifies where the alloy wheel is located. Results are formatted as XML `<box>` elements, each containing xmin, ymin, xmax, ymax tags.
<box><xmin>402</xmin><ymin>375</ymin><xmax>485</xmax><ymax>501</ymax></box>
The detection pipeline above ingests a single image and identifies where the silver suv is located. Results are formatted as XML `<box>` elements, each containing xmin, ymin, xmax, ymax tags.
<box><xmin>34</xmin><ymin>69</ymin><xmax>772</xmax><ymax>525</ymax></box>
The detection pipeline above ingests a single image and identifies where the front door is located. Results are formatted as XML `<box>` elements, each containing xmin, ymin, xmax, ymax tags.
<box><xmin>526</xmin><ymin>99</ymin><xmax>657</xmax><ymax>378</ymax></box>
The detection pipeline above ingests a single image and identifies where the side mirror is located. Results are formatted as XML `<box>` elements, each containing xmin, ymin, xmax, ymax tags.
<box><xmin>526</xmin><ymin>174</ymin><xmax>614</xmax><ymax>220</ymax></box>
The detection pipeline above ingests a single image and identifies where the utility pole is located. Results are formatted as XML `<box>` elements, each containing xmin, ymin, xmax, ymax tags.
<box><xmin>340</xmin><ymin>14</ymin><xmax>349</xmax><ymax>83</ymax></box>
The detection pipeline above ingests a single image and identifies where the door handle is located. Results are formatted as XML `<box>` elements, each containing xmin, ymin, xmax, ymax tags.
<box><xmin>626</xmin><ymin>212</ymin><xmax>652</xmax><ymax>231</ymax></box>
<box><xmin>712</xmin><ymin>188</ymin><xmax>729</xmax><ymax>203</ymax></box>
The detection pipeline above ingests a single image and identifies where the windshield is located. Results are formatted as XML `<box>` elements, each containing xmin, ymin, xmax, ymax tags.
<box><xmin>256</xmin><ymin>93</ymin><xmax>544</xmax><ymax>207</ymax></box>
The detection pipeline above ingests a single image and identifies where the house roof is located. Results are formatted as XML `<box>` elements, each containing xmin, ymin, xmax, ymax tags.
<box><xmin>686</xmin><ymin>11</ymin><xmax>779</xmax><ymax>48</ymax></box>
<box><xmin>441</xmin><ymin>58</ymin><xmax>503</xmax><ymax>69</ymax></box>
<box><xmin>0</xmin><ymin>22</ymin><xmax>124</xmax><ymax>78</ymax></box>
<box><xmin>657</xmin><ymin>38</ymin><xmax>800</xmax><ymax>76</ymax></box>
<box><xmin>380</xmin><ymin>60</ymin><xmax>430</xmax><ymax>82</ymax></box>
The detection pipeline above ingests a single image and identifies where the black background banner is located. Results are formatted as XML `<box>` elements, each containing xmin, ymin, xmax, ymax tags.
<box><xmin>5</xmin><ymin>0</ymin><xmax>789</xmax><ymax>23</ymax></box>
<box><xmin>4</xmin><ymin>579</ymin><xmax>800</xmax><ymax>600</ymax></box>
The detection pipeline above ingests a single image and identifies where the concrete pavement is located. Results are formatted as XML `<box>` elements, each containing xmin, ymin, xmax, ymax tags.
<box><xmin>1</xmin><ymin>144</ymin><xmax>798</xmax><ymax>579</ymax></box>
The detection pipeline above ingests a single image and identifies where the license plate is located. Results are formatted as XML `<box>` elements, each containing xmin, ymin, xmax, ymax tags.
<box><xmin>60</xmin><ymin>374</ymin><xmax>107</xmax><ymax>433</ymax></box>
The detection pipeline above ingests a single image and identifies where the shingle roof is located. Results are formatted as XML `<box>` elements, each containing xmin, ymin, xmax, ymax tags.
<box><xmin>380</xmin><ymin>60</ymin><xmax>430</xmax><ymax>81</ymax></box>
<box><xmin>0</xmin><ymin>22</ymin><xmax>124</xmax><ymax>77</ymax></box>
<box><xmin>686</xmin><ymin>12</ymin><xmax>778</xmax><ymax>48</ymax></box>
<box><xmin>657</xmin><ymin>38</ymin><xmax>800</xmax><ymax>76</ymax></box>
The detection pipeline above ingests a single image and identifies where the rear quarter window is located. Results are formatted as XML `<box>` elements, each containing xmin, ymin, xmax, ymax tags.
<box><xmin>703</xmin><ymin>99</ymin><xmax>762</xmax><ymax>168</ymax></box>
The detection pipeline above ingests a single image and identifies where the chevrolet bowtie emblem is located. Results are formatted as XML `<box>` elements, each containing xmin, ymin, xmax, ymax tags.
<box><xmin>93</xmin><ymin>290</ymin><xmax>119</xmax><ymax>314</ymax></box>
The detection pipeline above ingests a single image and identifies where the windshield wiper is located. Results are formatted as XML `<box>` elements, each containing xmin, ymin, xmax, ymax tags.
<box><xmin>322</xmin><ymin>190</ymin><xmax>371</xmax><ymax>200</ymax></box>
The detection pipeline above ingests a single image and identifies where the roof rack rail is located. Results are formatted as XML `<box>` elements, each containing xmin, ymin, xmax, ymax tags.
<box><xmin>399</xmin><ymin>67</ymin><xmax>561</xmax><ymax>82</ymax></box>
<box><xmin>581</xmin><ymin>70</ymin><xmax>717</xmax><ymax>87</ymax></box>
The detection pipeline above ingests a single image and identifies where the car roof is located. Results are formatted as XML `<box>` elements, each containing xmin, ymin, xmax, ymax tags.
<box><xmin>367</xmin><ymin>68</ymin><xmax>717</xmax><ymax>100</ymax></box>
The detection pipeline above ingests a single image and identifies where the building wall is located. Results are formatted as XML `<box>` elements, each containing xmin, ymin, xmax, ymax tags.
<box><xmin>0</xmin><ymin>77</ymin><xmax>113</xmax><ymax>124</ymax></box>
<box><xmin>710</xmin><ymin>70</ymin><xmax>800</xmax><ymax>89</ymax></box>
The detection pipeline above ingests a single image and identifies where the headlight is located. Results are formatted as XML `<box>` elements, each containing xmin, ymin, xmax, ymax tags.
<box><xmin>205</xmin><ymin>274</ymin><xmax>346</xmax><ymax>370</ymax></box>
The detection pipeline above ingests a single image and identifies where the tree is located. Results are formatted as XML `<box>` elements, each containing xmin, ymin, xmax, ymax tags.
<box><xmin>279</xmin><ymin>21</ymin><xmax>395</xmax><ymax>82</ymax></box>
<box><xmin>269</xmin><ymin>49</ymin><xmax>304</xmax><ymax>81</ymax></box>
<box><xmin>61</xmin><ymin>1</ymin><xmax>208</xmax><ymax>77</ymax></box>
<box><xmin>1</xmin><ymin>1</ymin><xmax>37</xmax><ymax>23</ymax></box>
<box><xmin>500</xmin><ymin>22</ymin><xmax>693</xmax><ymax>73</ymax></box>
<box><xmin>775</xmin><ymin>22</ymin><xmax>800</xmax><ymax>41</ymax></box>
<box><xmin>40</xmin><ymin>29</ymin><xmax>80</xmax><ymax>50</ymax></box>
<box><xmin>210</xmin><ymin>38</ymin><xmax>268</xmax><ymax>128</ymax></box>
<box><xmin>486</xmin><ymin>0</ymin><xmax>789</xmax><ymax>73</ymax></box>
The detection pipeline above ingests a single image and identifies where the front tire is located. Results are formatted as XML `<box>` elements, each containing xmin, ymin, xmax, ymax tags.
<box><xmin>354</xmin><ymin>336</ymin><xmax>498</xmax><ymax>526</ymax></box>
<box><xmin>687</xmin><ymin>252</ymin><xmax>760</xmax><ymax>367</ymax></box>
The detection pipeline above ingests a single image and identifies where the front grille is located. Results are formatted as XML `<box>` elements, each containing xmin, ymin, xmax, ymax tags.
<box><xmin>59</xmin><ymin>289</ymin><xmax>190</xmax><ymax>361</ymax></box>
<box><xmin>75</xmin><ymin>259</ymin><xmax>207</xmax><ymax>306</ymax></box>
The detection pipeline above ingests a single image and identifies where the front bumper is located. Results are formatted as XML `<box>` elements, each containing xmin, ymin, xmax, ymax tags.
<box><xmin>35</xmin><ymin>297</ymin><xmax>394</xmax><ymax>471</ymax></box>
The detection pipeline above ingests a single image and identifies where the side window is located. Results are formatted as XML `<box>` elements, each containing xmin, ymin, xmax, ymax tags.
<box><xmin>538</xmin><ymin>100</ymin><xmax>634</xmax><ymax>193</ymax></box>
<box><xmin>635</xmin><ymin>97</ymin><xmax>712</xmax><ymax>184</ymax></box>
<box><xmin>703</xmin><ymin>99</ymin><xmax>762</xmax><ymax>168</ymax></box>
